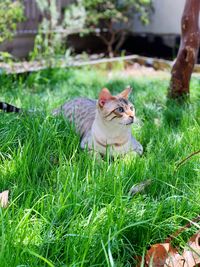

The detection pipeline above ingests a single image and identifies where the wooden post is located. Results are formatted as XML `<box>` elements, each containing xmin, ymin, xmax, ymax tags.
<box><xmin>168</xmin><ymin>0</ymin><xmax>200</xmax><ymax>99</ymax></box>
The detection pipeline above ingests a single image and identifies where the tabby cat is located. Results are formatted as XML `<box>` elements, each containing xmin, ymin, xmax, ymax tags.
<box><xmin>0</xmin><ymin>87</ymin><xmax>143</xmax><ymax>156</ymax></box>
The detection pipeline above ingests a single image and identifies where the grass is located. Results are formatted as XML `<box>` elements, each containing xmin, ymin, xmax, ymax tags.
<box><xmin>0</xmin><ymin>67</ymin><xmax>199</xmax><ymax>266</ymax></box>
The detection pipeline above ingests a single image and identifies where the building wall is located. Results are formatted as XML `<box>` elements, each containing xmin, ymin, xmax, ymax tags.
<box><xmin>133</xmin><ymin>0</ymin><xmax>185</xmax><ymax>35</ymax></box>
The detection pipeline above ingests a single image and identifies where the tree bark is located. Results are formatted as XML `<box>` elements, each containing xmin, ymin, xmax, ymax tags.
<box><xmin>168</xmin><ymin>0</ymin><xmax>200</xmax><ymax>99</ymax></box>
<box><xmin>114</xmin><ymin>31</ymin><xmax>127</xmax><ymax>56</ymax></box>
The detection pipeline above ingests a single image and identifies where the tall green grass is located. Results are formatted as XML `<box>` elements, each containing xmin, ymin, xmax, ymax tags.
<box><xmin>0</xmin><ymin>68</ymin><xmax>199</xmax><ymax>266</ymax></box>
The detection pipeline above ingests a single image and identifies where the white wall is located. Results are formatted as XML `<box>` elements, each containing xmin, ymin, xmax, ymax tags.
<box><xmin>133</xmin><ymin>0</ymin><xmax>185</xmax><ymax>35</ymax></box>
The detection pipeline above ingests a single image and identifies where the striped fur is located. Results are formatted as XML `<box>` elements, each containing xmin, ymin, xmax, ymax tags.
<box><xmin>53</xmin><ymin>98</ymin><xmax>96</xmax><ymax>138</ymax></box>
<box><xmin>0</xmin><ymin>102</ymin><xmax>21</xmax><ymax>113</ymax></box>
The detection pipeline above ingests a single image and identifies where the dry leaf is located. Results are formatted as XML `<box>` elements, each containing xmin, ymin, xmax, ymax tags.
<box><xmin>145</xmin><ymin>243</ymin><xmax>169</xmax><ymax>266</ymax></box>
<box><xmin>137</xmin><ymin>216</ymin><xmax>200</xmax><ymax>266</ymax></box>
<box><xmin>145</xmin><ymin>243</ymin><xmax>185</xmax><ymax>267</ymax></box>
<box><xmin>183</xmin><ymin>231</ymin><xmax>200</xmax><ymax>266</ymax></box>
<box><xmin>0</xmin><ymin>190</ymin><xmax>9</xmax><ymax>208</ymax></box>
<box><xmin>143</xmin><ymin>233</ymin><xmax>200</xmax><ymax>266</ymax></box>
<box><xmin>164</xmin><ymin>249</ymin><xmax>185</xmax><ymax>267</ymax></box>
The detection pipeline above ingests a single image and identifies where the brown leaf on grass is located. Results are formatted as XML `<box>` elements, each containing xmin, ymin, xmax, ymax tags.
<box><xmin>140</xmin><ymin>232</ymin><xmax>200</xmax><ymax>267</ymax></box>
<box><xmin>145</xmin><ymin>243</ymin><xmax>169</xmax><ymax>266</ymax></box>
<box><xmin>183</xmin><ymin>231</ymin><xmax>200</xmax><ymax>267</ymax></box>
<box><xmin>0</xmin><ymin>190</ymin><xmax>9</xmax><ymax>208</ymax></box>
<box><xmin>145</xmin><ymin>243</ymin><xmax>184</xmax><ymax>267</ymax></box>
<box><xmin>164</xmin><ymin>250</ymin><xmax>185</xmax><ymax>267</ymax></box>
<box><xmin>137</xmin><ymin>215</ymin><xmax>200</xmax><ymax>266</ymax></box>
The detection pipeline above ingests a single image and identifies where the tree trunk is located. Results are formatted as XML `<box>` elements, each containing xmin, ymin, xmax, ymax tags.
<box><xmin>108</xmin><ymin>43</ymin><xmax>114</xmax><ymax>58</ymax></box>
<box><xmin>114</xmin><ymin>31</ymin><xmax>126</xmax><ymax>56</ymax></box>
<box><xmin>168</xmin><ymin>0</ymin><xmax>200</xmax><ymax>99</ymax></box>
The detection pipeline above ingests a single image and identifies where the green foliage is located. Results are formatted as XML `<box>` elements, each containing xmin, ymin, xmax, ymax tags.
<box><xmin>63</xmin><ymin>1</ymin><xmax>86</xmax><ymax>31</ymax></box>
<box><xmin>82</xmin><ymin>0</ymin><xmax>152</xmax><ymax>25</ymax></box>
<box><xmin>0</xmin><ymin>67</ymin><xmax>199</xmax><ymax>266</ymax></box>
<box><xmin>30</xmin><ymin>0</ymin><xmax>70</xmax><ymax>60</ymax></box>
<box><xmin>0</xmin><ymin>0</ymin><xmax>24</xmax><ymax>43</ymax></box>
<box><xmin>64</xmin><ymin>0</ymin><xmax>152</xmax><ymax>56</ymax></box>
<box><xmin>0</xmin><ymin>51</ymin><xmax>15</xmax><ymax>63</ymax></box>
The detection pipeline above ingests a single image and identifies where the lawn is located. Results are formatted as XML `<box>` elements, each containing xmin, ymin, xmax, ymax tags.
<box><xmin>0</xmin><ymin>67</ymin><xmax>199</xmax><ymax>266</ymax></box>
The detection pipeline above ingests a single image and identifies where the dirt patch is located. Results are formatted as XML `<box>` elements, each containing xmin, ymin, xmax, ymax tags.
<box><xmin>107</xmin><ymin>63</ymin><xmax>170</xmax><ymax>80</ymax></box>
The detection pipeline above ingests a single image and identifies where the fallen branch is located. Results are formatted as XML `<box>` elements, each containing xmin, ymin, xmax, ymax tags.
<box><xmin>176</xmin><ymin>149</ymin><xmax>200</xmax><ymax>169</ymax></box>
<box><xmin>0</xmin><ymin>54</ymin><xmax>199</xmax><ymax>75</ymax></box>
<box><xmin>0</xmin><ymin>55</ymin><xmax>136</xmax><ymax>74</ymax></box>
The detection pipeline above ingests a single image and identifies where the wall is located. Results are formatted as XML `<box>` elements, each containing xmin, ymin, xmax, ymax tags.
<box><xmin>133</xmin><ymin>0</ymin><xmax>185</xmax><ymax>35</ymax></box>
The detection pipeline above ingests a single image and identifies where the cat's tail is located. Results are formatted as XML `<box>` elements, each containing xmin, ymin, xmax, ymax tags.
<box><xmin>0</xmin><ymin>102</ymin><xmax>21</xmax><ymax>113</ymax></box>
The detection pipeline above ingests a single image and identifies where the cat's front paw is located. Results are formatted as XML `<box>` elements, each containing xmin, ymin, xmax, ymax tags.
<box><xmin>136</xmin><ymin>143</ymin><xmax>143</xmax><ymax>155</ymax></box>
<box><xmin>131</xmin><ymin>137</ymin><xmax>143</xmax><ymax>155</ymax></box>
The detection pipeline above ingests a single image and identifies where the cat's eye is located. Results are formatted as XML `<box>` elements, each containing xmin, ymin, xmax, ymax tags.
<box><xmin>117</xmin><ymin>107</ymin><xmax>124</xmax><ymax>113</ymax></box>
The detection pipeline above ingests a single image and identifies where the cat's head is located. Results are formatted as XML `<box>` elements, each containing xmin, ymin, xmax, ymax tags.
<box><xmin>97</xmin><ymin>86</ymin><xmax>135</xmax><ymax>127</ymax></box>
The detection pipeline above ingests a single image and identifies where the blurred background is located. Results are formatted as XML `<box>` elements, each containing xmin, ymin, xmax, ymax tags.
<box><xmin>0</xmin><ymin>0</ymin><xmax>197</xmax><ymax>62</ymax></box>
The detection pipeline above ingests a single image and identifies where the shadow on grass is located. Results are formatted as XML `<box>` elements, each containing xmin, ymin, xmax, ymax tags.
<box><xmin>163</xmin><ymin>98</ymin><xmax>191</xmax><ymax>128</ymax></box>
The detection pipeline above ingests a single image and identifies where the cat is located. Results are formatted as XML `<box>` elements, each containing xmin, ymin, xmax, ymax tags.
<box><xmin>53</xmin><ymin>86</ymin><xmax>143</xmax><ymax>156</ymax></box>
<box><xmin>0</xmin><ymin>87</ymin><xmax>143</xmax><ymax>156</ymax></box>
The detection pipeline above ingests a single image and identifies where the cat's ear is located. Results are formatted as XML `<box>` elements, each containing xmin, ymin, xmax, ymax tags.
<box><xmin>118</xmin><ymin>86</ymin><xmax>132</xmax><ymax>99</ymax></box>
<box><xmin>98</xmin><ymin>88</ymin><xmax>115</xmax><ymax>107</ymax></box>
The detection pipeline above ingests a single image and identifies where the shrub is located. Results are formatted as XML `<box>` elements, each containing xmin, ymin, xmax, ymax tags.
<box><xmin>64</xmin><ymin>0</ymin><xmax>153</xmax><ymax>57</ymax></box>
<box><xmin>31</xmin><ymin>0</ymin><xmax>70</xmax><ymax>60</ymax></box>
<box><xmin>0</xmin><ymin>0</ymin><xmax>24</xmax><ymax>44</ymax></box>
